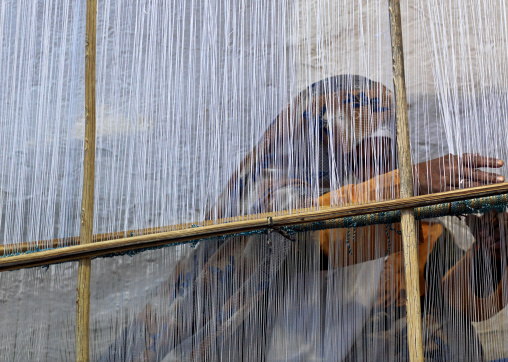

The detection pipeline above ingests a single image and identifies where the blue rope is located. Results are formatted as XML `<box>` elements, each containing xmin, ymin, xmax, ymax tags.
<box><xmin>3</xmin><ymin>193</ymin><xmax>508</xmax><ymax>267</ymax></box>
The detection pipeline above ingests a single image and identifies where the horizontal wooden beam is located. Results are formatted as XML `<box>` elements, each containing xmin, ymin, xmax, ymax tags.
<box><xmin>0</xmin><ymin>210</ymin><xmax>318</xmax><ymax>255</ymax></box>
<box><xmin>4</xmin><ymin>182</ymin><xmax>508</xmax><ymax>257</ymax></box>
<box><xmin>1</xmin><ymin>182</ymin><xmax>507</xmax><ymax>272</ymax></box>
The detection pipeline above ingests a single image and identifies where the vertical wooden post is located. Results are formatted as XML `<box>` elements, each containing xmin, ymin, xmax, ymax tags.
<box><xmin>388</xmin><ymin>0</ymin><xmax>424</xmax><ymax>361</ymax></box>
<box><xmin>76</xmin><ymin>0</ymin><xmax>97</xmax><ymax>361</ymax></box>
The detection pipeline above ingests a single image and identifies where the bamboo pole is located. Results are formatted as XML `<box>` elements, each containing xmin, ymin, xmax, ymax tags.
<box><xmin>388</xmin><ymin>0</ymin><xmax>424</xmax><ymax>360</ymax></box>
<box><xmin>76</xmin><ymin>0</ymin><xmax>97</xmax><ymax>361</ymax></box>
<box><xmin>1</xmin><ymin>183</ymin><xmax>507</xmax><ymax>272</ymax></box>
<box><xmin>2</xmin><ymin>182</ymin><xmax>508</xmax><ymax>257</ymax></box>
<box><xmin>0</xmin><ymin>208</ymin><xmax>321</xmax><ymax>255</ymax></box>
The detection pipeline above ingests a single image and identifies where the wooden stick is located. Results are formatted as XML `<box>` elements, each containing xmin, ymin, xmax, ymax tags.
<box><xmin>3</xmin><ymin>182</ymin><xmax>508</xmax><ymax>257</ymax></box>
<box><xmin>0</xmin><ymin>207</ymin><xmax>319</xmax><ymax>255</ymax></box>
<box><xmin>1</xmin><ymin>183</ymin><xmax>507</xmax><ymax>272</ymax></box>
<box><xmin>388</xmin><ymin>0</ymin><xmax>424</xmax><ymax>361</ymax></box>
<box><xmin>76</xmin><ymin>0</ymin><xmax>97</xmax><ymax>361</ymax></box>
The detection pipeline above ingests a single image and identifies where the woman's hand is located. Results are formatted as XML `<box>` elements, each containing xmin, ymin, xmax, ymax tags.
<box><xmin>442</xmin><ymin>210</ymin><xmax>508</xmax><ymax>320</ymax></box>
<box><xmin>413</xmin><ymin>153</ymin><xmax>505</xmax><ymax>195</ymax></box>
<box><xmin>466</xmin><ymin>211</ymin><xmax>508</xmax><ymax>261</ymax></box>
<box><xmin>462</xmin><ymin>211</ymin><xmax>508</xmax><ymax>299</ymax></box>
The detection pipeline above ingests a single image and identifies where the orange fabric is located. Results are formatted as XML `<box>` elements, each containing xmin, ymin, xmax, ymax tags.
<box><xmin>316</xmin><ymin>170</ymin><xmax>400</xmax><ymax>209</ymax></box>
<box><xmin>316</xmin><ymin>170</ymin><xmax>444</xmax><ymax>306</ymax></box>
<box><xmin>378</xmin><ymin>222</ymin><xmax>443</xmax><ymax>307</ymax></box>
<box><xmin>316</xmin><ymin>170</ymin><xmax>402</xmax><ymax>266</ymax></box>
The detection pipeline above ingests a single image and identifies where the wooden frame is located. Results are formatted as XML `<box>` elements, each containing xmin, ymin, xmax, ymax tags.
<box><xmin>76</xmin><ymin>0</ymin><xmax>97</xmax><ymax>360</ymax></box>
<box><xmin>388</xmin><ymin>0</ymin><xmax>424</xmax><ymax>359</ymax></box>
<box><xmin>1</xmin><ymin>183</ymin><xmax>507</xmax><ymax>273</ymax></box>
<box><xmin>0</xmin><ymin>1</ymin><xmax>506</xmax><ymax>361</ymax></box>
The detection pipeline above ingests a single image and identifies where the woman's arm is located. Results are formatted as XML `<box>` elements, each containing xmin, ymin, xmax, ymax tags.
<box><xmin>316</xmin><ymin>154</ymin><xmax>505</xmax><ymax>267</ymax></box>
<box><xmin>442</xmin><ymin>211</ymin><xmax>508</xmax><ymax>322</ymax></box>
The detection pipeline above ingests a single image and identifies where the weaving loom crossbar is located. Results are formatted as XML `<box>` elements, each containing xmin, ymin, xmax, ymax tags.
<box><xmin>293</xmin><ymin>193</ymin><xmax>508</xmax><ymax>231</ymax></box>
<box><xmin>3</xmin><ymin>183</ymin><xmax>508</xmax><ymax>257</ymax></box>
<box><xmin>1</xmin><ymin>190</ymin><xmax>507</xmax><ymax>272</ymax></box>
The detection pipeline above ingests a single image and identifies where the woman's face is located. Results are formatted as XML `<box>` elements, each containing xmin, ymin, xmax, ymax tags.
<box><xmin>319</xmin><ymin>80</ymin><xmax>394</xmax><ymax>152</ymax></box>
<box><xmin>317</xmin><ymin>81</ymin><xmax>396</xmax><ymax>182</ymax></box>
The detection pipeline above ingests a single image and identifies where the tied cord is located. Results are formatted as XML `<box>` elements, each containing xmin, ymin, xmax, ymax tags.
<box><xmin>267</xmin><ymin>216</ymin><xmax>296</xmax><ymax>242</ymax></box>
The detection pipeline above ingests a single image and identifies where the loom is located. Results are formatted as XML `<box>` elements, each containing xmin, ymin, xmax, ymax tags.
<box><xmin>1</xmin><ymin>0</ymin><xmax>508</xmax><ymax>361</ymax></box>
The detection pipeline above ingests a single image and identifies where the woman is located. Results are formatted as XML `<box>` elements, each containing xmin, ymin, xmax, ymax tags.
<box><xmin>100</xmin><ymin>75</ymin><xmax>506</xmax><ymax>361</ymax></box>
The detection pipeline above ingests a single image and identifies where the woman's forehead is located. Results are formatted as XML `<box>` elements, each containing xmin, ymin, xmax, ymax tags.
<box><xmin>303</xmin><ymin>87</ymin><xmax>393</xmax><ymax>119</ymax></box>
<box><xmin>308</xmin><ymin>74</ymin><xmax>387</xmax><ymax>94</ymax></box>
